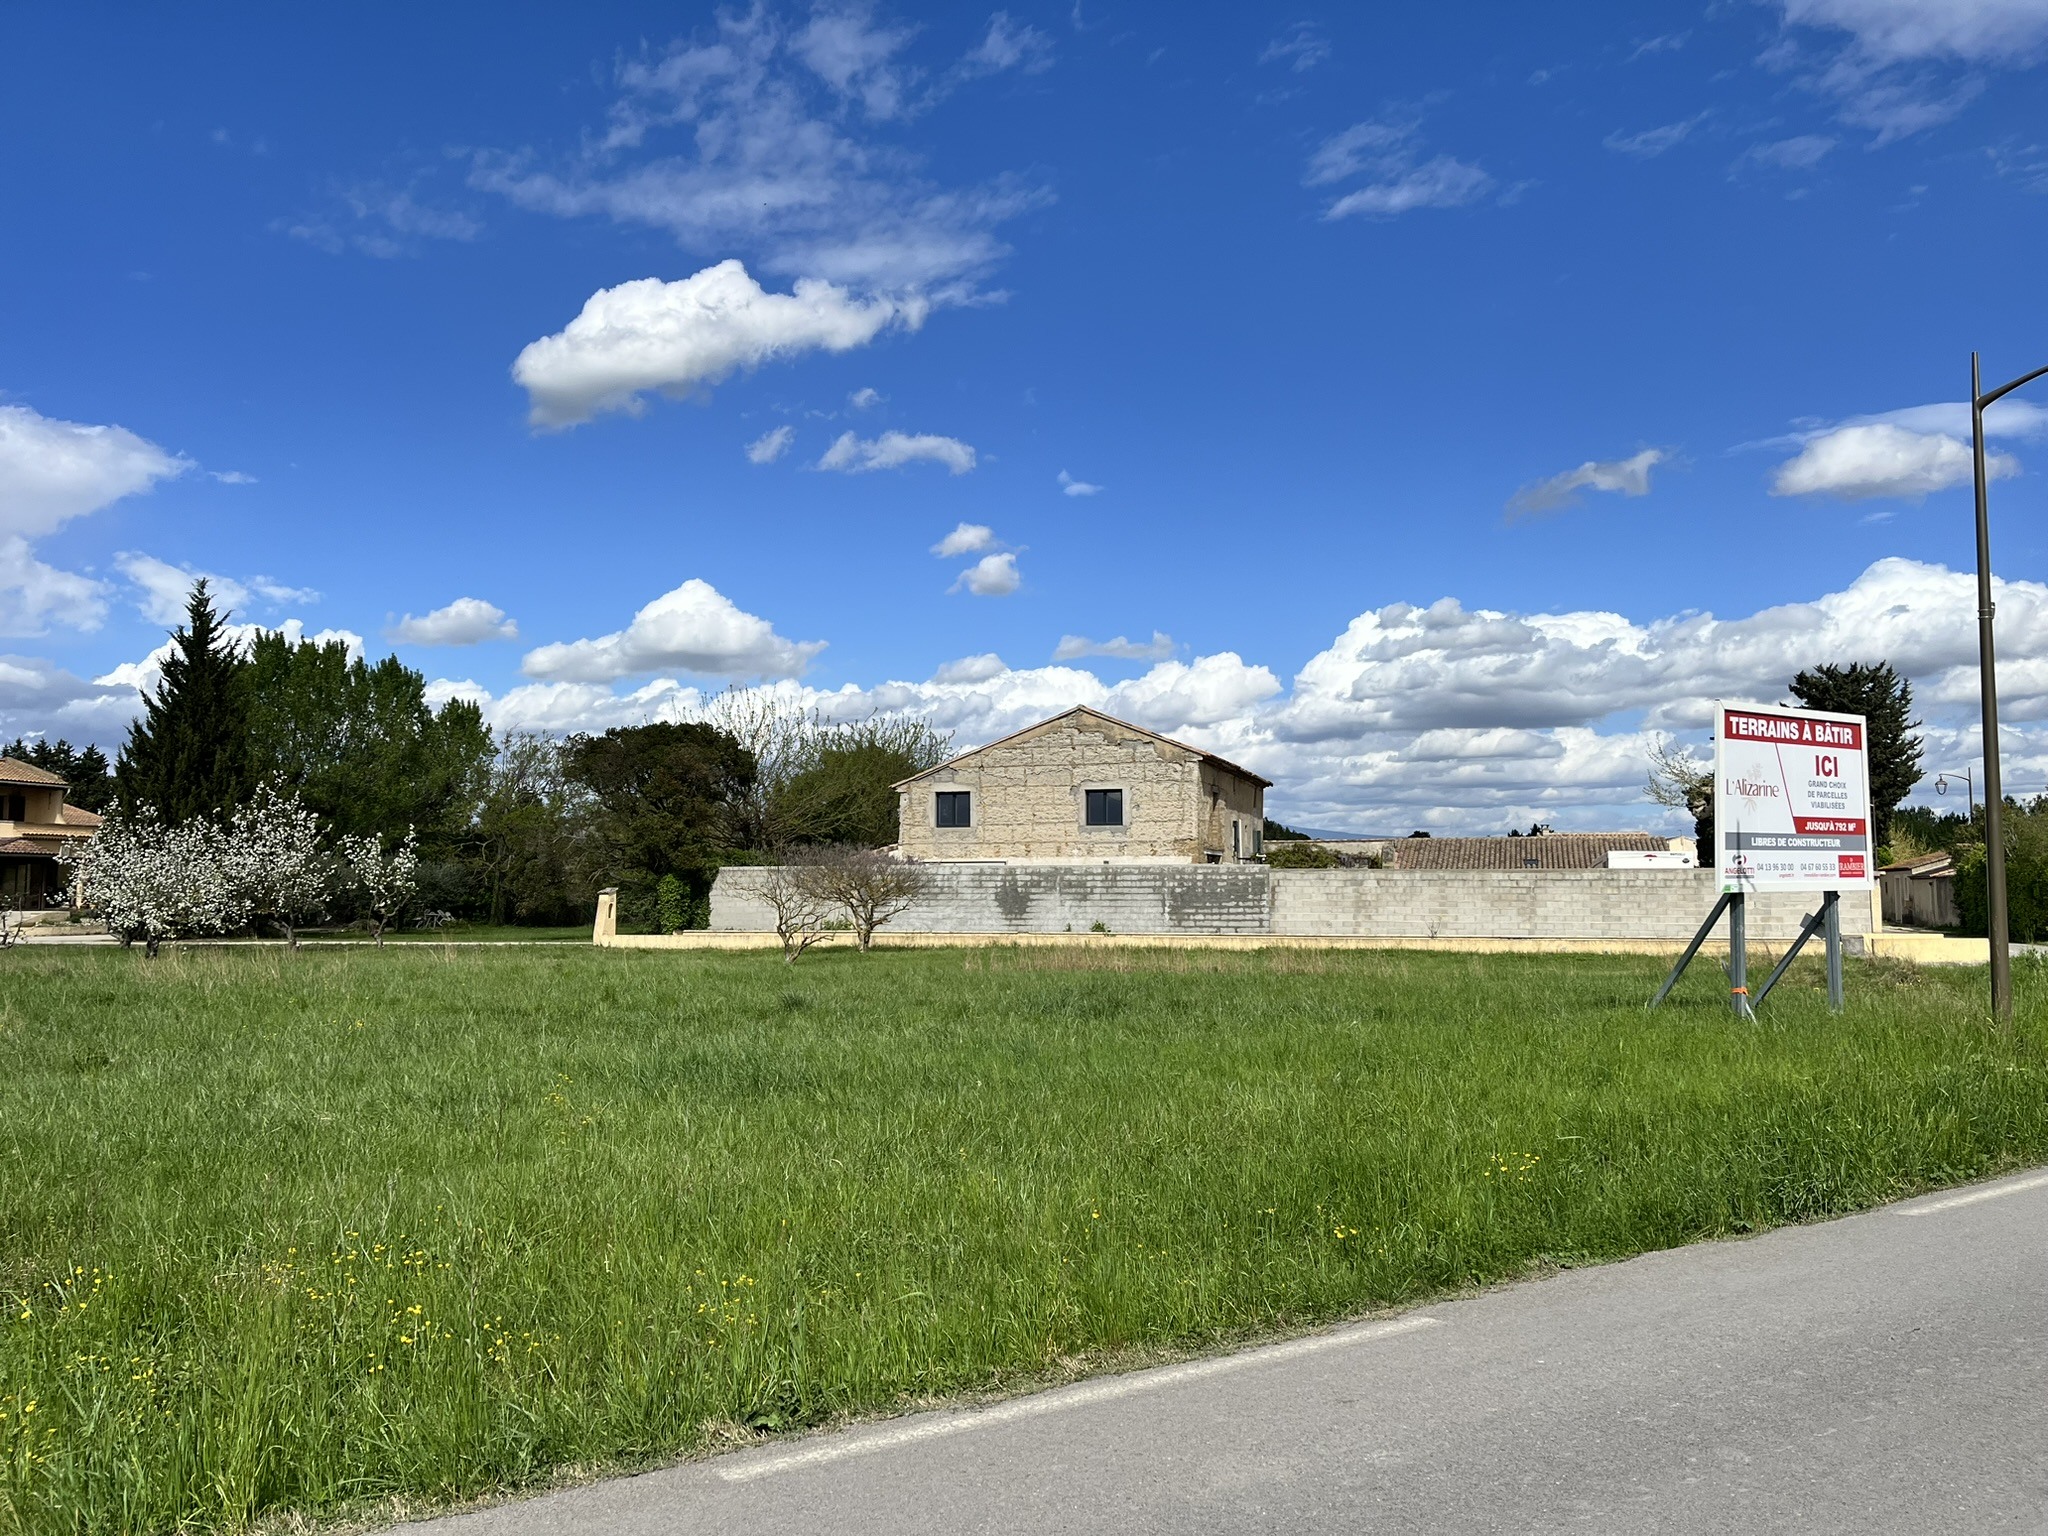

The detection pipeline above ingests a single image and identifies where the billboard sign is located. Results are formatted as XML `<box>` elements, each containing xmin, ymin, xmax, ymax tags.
<box><xmin>1714</xmin><ymin>703</ymin><xmax>1874</xmax><ymax>892</ymax></box>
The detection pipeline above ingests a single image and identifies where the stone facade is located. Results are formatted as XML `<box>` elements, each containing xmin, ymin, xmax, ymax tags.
<box><xmin>893</xmin><ymin>707</ymin><xmax>1270</xmax><ymax>864</ymax></box>
<box><xmin>708</xmin><ymin>863</ymin><xmax>1880</xmax><ymax>943</ymax></box>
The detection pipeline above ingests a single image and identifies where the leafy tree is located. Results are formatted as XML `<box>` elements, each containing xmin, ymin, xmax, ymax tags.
<box><xmin>241</xmin><ymin>632</ymin><xmax>492</xmax><ymax>851</ymax></box>
<box><xmin>772</xmin><ymin>717</ymin><xmax>953</xmax><ymax>847</ymax></box>
<box><xmin>462</xmin><ymin>735</ymin><xmax>600</xmax><ymax>926</ymax></box>
<box><xmin>3</xmin><ymin>738</ymin><xmax>113</xmax><ymax>812</ymax></box>
<box><xmin>1954</xmin><ymin>799</ymin><xmax>2048</xmax><ymax>941</ymax></box>
<box><xmin>115</xmin><ymin>580</ymin><xmax>254</xmax><ymax>822</ymax></box>
<box><xmin>566</xmin><ymin>722</ymin><xmax>756</xmax><ymax>926</ymax></box>
<box><xmin>1262</xmin><ymin>818</ymin><xmax>1310</xmax><ymax>842</ymax></box>
<box><xmin>1787</xmin><ymin>662</ymin><xmax>1924</xmax><ymax>854</ymax></box>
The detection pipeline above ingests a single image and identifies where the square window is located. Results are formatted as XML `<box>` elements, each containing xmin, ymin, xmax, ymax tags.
<box><xmin>935</xmin><ymin>791</ymin><xmax>971</xmax><ymax>828</ymax></box>
<box><xmin>1085</xmin><ymin>788</ymin><xmax>1123</xmax><ymax>827</ymax></box>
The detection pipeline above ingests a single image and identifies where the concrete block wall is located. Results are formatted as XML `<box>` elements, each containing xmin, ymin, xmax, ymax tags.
<box><xmin>708</xmin><ymin>864</ymin><xmax>1874</xmax><ymax>941</ymax></box>
<box><xmin>711</xmin><ymin>863</ymin><xmax>1274</xmax><ymax>935</ymax></box>
<box><xmin>1267</xmin><ymin>869</ymin><xmax>1872</xmax><ymax>942</ymax></box>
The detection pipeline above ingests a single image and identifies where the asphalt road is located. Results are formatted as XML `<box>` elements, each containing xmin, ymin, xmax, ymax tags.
<box><xmin>408</xmin><ymin>1168</ymin><xmax>2048</xmax><ymax>1535</ymax></box>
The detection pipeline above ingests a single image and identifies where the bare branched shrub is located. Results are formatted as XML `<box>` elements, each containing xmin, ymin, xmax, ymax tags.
<box><xmin>758</xmin><ymin>859</ymin><xmax>832</xmax><ymax>965</ymax></box>
<box><xmin>803</xmin><ymin>845</ymin><xmax>932</xmax><ymax>951</ymax></box>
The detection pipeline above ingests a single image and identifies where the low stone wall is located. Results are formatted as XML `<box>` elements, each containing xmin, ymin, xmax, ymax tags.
<box><xmin>706</xmin><ymin>864</ymin><xmax>1876</xmax><ymax>943</ymax></box>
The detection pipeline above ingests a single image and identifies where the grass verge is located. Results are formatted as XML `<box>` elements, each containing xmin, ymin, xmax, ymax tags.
<box><xmin>0</xmin><ymin>944</ymin><xmax>2043</xmax><ymax>1532</ymax></box>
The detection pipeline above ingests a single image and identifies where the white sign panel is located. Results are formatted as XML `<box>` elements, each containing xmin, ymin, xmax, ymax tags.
<box><xmin>1714</xmin><ymin>703</ymin><xmax>1874</xmax><ymax>892</ymax></box>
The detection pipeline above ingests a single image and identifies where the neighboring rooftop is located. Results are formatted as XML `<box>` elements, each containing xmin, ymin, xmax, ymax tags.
<box><xmin>895</xmin><ymin>705</ymin><xmax>1274</xmax><ymax>789</ymax></box>
<box><xmin>1386</xmin><ymin>832</ymin><xmax>1670</xmax><ymax>871</ymax></box>
<box><xmin>0</xmin><ymin>757</ymin><xmax>68</xmax><ymax>788</ymax></box>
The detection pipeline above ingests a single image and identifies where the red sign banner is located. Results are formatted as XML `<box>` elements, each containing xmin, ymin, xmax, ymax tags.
<box><xmin>1722</xmin><ymin>709</ymin><xmax>1863</xmax><ymax>750</ymax></box>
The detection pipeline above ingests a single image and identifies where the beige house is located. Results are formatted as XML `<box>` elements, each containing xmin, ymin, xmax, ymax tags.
<box><xmin>894</xmin><ymin>706</ymin><xmax>1270</xmax><ymax>864</ymax></box>
<box><xmin>0</xmin><ymin>758</ymin><xmax>102</xmax><ymax>908</ymax></box>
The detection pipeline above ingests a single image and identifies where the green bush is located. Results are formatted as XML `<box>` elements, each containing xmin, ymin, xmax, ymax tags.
<box><xmin>1267</xmin><ymin>840</ymin><xmax>1339</xmax><ymax>869</ymax></box>
<box><xmin>1954</xmin><ymin>813</ymin><xmax>2048</xmax><ymax>941</ymax></box>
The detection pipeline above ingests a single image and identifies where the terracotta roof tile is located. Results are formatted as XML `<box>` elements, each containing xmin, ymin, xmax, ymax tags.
<box><xmin>0</xmin><ymin>757</ymin><xmax>67</xmax><ymax>787</ymax></box>
<box><xmin>0</xmin><ymin>836</ymin><xmax>65</xmax><ymax>857</ymax></box>
<box><xmin>59</xmin><ymin>804</ymin><xmax>102</xmax><ymax>827</ymax></box>
<box><xmin>1387</xmin><ymin>833</ymin><xmax>1669</xmax><ymax>871</ymax></box>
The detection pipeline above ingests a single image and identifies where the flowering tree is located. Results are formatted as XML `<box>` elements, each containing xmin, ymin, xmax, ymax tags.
<box><xmin>61</xmin><ymin>807</ymin><xmax>251</xmax><ymax>956</ymax></box>
<box><xmin>229</xmin><ymin>782</ymin><xmax>335</xmax><ymax>948</ymax></box>
<box><xmin>341</xmin><ymin>829</ymin><xmax>419</xmax><ymax>946</ymax></box>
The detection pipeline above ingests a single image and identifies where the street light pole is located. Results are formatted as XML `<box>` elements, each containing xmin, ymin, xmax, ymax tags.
<box><xmin>1970</xmin><ymin>351</ymin><xmax>2048</xmax><ymax>1022</ymax></box>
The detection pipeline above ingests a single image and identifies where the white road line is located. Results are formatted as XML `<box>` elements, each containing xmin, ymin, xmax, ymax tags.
<box><xmin>1894</xmin><ymin>1170</ymin><xmax>2048</xmax><ymax>1216</ymax></box>
<box><xmin>716</xmin><ymin>1313</ymin><xmax>1441</xmax><ymax>1483</ymax></box>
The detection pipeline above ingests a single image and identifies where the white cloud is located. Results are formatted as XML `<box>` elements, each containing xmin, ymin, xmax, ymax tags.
<box><xmin>747</xmin><ymin>425</ymin><xmax>797</xmax><ymax>463</ymax></box>
<box><xmin>1057</xmin><ymin>469</ymin><xmax>1101</xmax><ymax>496</ymax></box>
<box><xmin>1326</xmin><ymin>159</ymin><xmax>1493</xmax><ymax>219</ymax></box>
<box><xmin>387</xmin><ymin>598</ymin><xmax>519</xmax><ymax>646</ymax></box>
<box><xmin>520</xmin><ymin>578</ymin><xmax>824</xmax><ymax>684</ymax></box>
<box><xmin>1604</xmin><ymin>113</ymin><xmax>1710</xmax><ymax>158</ymax></box>
<box><xmin>1260</xmin><ymin>23</ymin><xmax>1331</xmax><ymax>72</ymax></box>
<box><xmin>210</xmin><ymin>469</ymin><xmax>258</xmax><ymax>485</ymax></box>
<box><xmin>819</xmin><ymin>428</ymin><xmax>975</xmax><ymax>473</ymax></box>
<box><xmin>1771</xmin><ymin>0</ymin><xmax>2048</xmax><ymax>142</ymax></box>
<box><xmin>952</xmin><ymin>551</ymin><xmax>1020</xmax><ymax>596</ymax></box>
<box><xmin>1308</xmin><ymin>116</ymin><xmax>1493</xmax><ymax>220</ymax></box>
<box><xmin>112</xmin><ymin>553</ymin><xmax>318</xmax><ymax>627</ymax></box>
<box><xmin>0</xmin><ymin>537</ymin><xmax>109</xmax><ymax>637</ymax></box>
<box><xmin>0</xmin><ymin>402</ymin><xmax>189</xmax><ymax>540</ymax></box>
<box><xmin>1738</xmin><ymin>134</ymin><xmax>1838</xmax><ymax>170</ymax></box>
<box><xmin>963</xmin><ymin>13</ymin><xmax>1055</xmax><ymax>75</ymax></box>
<box><xmin>1508</xmin><ymin>449</ymin><xmax>1664</xmax><ymax>517</ymax></box>
<box><xmin>792</xmin><ymin>5</ymin><xmax>920</xmax><ymax>120</ymax></box>
<box><xmin>471</xmin><ymin>7</ymin><xmax>1049</xmax><ymax>294</ymax></box>
<box><xmin>281</xmin><ymin>183</ymin><xmax>482</xmax><ymax>259</ymax></box>
<box><xmin>931</xmin><ymin>652</ymin><xmax>1008</xmax><ymax>683</ymax></box>
<box><xmin>1054</xmin><ymin>631</ymin><xmax>1175</xmax><ymax>662</ymax></box>
<box><xmin>1779</xmin><ymin>0</ymin><xmax>2048</xmax><ymax>64</ymax></box>
<box><xmin>848</xmin><ymin>386</ymin><xmax>884</xmax><ymax>410</ymax></box>
<box><xmin>931</xmin><ymin>521</ymin><xmax>997</xmax><ymax>557</ymax></box>
<box><xmin>514</xmin><ymin>261</ymin><xmax>925</xmax><ymax>429</ymax></box>
<box><xmin>1770</xmin><ymin>422</ymin><xmax>2015</xmax><ymax>499</ymax></box>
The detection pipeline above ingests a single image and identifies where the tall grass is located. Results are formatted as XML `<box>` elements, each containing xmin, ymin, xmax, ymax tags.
<box><xmin>0</xmin><ymin>945</ymin><xmax>2043</xmax><ymax>1532</ymax></box>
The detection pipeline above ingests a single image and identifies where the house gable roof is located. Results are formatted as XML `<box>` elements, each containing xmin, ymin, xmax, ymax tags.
<box><xmin>0</xmin><ymin>757</ymin><xmax>67</xmax><ymax>788</ymax></box>
<box><xmin>893</xmin><ymin>705</ymin><xmax>1273</xmax><ymax>789</ymax></box>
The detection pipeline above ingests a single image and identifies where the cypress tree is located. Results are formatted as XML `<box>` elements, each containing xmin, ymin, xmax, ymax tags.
<box><xmin>115</xmin><ymin>579</ymin><xmax>255</xmax><ymax>822</ymax></box>
<box><xmin>1787</xmin><ymin>661</ymin><xmax>1924</xmax><ymax>854</ymax></box>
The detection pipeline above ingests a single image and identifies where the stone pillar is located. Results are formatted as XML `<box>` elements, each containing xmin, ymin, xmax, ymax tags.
<box><xmin>593</xmin><ymin>887</ymin><xmax>618</xmax><ymax>945</ymax></box>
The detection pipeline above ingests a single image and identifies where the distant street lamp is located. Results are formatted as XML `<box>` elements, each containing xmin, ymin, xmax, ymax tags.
<box><xmin>1970</xmin><ymin>351</ymin><xmax>2048</xmax><ymax>1022</ymax></box>
<box><xmin>1933</xmin><ymin>767</ymin><xmax>1975</xmax><ymax>824</ymax></box>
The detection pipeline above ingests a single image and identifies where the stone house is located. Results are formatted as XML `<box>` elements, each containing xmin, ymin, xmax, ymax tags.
<box><xmin>893</xmin><ymin>706</ymin><xmax>1270</xmax><ymax>864</ymax></box>
<box><xmin>0</xmin><ymin>757</ymin><xmax>102</xmax><ymax>908</ymax></box>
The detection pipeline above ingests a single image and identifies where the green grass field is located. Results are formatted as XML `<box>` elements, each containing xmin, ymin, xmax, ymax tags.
<box><xmin>1</xmin><ymin>945</ymin><xmax>2044</xmax><ymax>1533</ymax></box>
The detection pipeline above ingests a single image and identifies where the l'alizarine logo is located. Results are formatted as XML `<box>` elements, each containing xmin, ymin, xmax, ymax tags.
<box><xmin>1724</xmin><ymin>777</ymin><xmax>1780</xmax><ymax>799</ymax></box>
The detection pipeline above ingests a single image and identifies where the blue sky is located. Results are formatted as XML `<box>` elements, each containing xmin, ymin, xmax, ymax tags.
<box><xmin>6</xmin><ymin>0</ymin><xmax>2048</xmax><ymax>832</ymax></box>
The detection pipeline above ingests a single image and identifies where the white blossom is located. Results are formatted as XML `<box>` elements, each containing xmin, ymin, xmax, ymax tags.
<box><xmin>62</xmin><ymin>807</ymin><xmax>251</xmax><ymax>956</ymax></box>
<box><xmin>341</xmin><ymin>828</ymin><xmax>419</xmax><ymax>945</ymax></box>
<box><xmin>228</xmin><ymin>782</ymin><xmax>336</xmax><ymax>947</ymax></box>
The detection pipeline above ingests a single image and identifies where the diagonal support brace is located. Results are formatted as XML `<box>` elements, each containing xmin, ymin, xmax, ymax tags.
<box><xmin>1650</xmin><ymin>891</ymin><xmax>1736</xmax><ymax>1010</ymax></box>
<box><xmin>1753</xmin><ymin>901</ymin><xmax>1829</xmax><ymax>1010</ymax></box>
